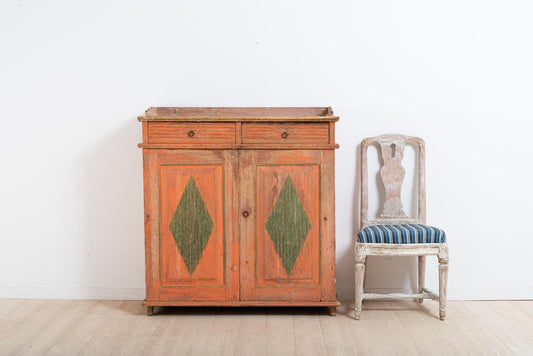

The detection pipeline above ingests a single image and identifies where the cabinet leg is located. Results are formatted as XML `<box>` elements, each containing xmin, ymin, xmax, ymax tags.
<box><xmin>328</xmin><ymin>306</ymin><xmax>336</xmax><ymax>316</ymax></box>
<box><xmin>147</xmin><ymin>306</ymin><xmax>154</xmax><ymax>316</ymax></box>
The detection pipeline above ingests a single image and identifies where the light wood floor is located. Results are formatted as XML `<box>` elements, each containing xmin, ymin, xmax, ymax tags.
<box><xmin>0</xmin><ymin>299</ymin><xmax>531</xmax><ymax>355</ymax></box>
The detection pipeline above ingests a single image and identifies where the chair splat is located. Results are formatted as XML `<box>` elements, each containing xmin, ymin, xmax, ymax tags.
<box><xmin>379</xmin><ymin>140</ymin><xmax>408</xmax><ymax>218</ymax></box>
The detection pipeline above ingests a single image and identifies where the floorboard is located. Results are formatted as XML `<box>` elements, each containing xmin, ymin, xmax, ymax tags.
<box><xmin>0</xmin><ymin>300</ymin><xmax>530</xmax><ymax>355</ymax></box>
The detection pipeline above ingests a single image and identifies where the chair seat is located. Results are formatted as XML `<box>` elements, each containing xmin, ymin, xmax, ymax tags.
<box><xmin>358</xmin><ymin>224</ymin><xmax>446</xmax><ymax>244</ymax></box>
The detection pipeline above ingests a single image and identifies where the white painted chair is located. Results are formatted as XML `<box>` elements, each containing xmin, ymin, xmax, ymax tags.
<box><xmin>355</xmin><ymin>134</ymin><xmax>449</xmax><ymax>320</ymax></box>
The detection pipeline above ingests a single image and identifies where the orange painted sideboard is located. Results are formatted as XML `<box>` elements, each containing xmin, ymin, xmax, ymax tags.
<box><xmin>138</xmin><ymin>107</ymin><xmax>340</xmax><ymax>315</ymax></box>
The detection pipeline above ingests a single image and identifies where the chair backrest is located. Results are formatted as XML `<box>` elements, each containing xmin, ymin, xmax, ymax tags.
<box><xmin>360</xmin><ymin>134</ymin><xmax>426</xmax><ymax>230</ymax></box>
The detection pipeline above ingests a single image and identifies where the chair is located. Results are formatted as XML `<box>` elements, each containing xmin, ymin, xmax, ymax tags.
<box><xmin>354</xmin><ymin>134</ymin><xmax>449</xmax><ymax>320</ymax></box>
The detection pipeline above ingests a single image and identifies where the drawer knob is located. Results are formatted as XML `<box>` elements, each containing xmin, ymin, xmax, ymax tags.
<box><xmin>242</xmin><ymin>210</ymin><xmax>250</xmax><ymax>218</ymax></box>
<box><xmin>281</xmin><ymin>132</ymin><xmax>289</xmax><ymax>139</ymax></box>
<box><xmin>188</xmin><ymin>130</ymin><xmax>195</xmax><ymax>137</ymax></box>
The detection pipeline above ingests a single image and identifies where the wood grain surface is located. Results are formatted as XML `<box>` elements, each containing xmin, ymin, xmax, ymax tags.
<box><xmin>143</xmin><ymin>150</ymin><xmax>239</xmax><ymax>303</ymax></box>
<box><xmin>148</xmin><ymin>122</ymin><xmax>236</xmax><ymax>144</ymax></box>
<box><xmin>138</xmin><ymin>107</ymin><xmax>339</xmax><ymax>122</ymax></box>
<box><xmin>239</xmin><ymin>150</ymin><xmax>336</xmax><ymax>303</ymax></box>
<box><xmin>242</xmin><ymin>122</ymin><xmax>329</xmax><ymax>144</ymax></box>
<box><xmin>1</xmin><ymin>300</ymin><xmax>531</xmax><ymax>355</ymax></box>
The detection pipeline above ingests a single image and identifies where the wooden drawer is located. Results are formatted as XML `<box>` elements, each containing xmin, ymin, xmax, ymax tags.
<box><xmin>148</xmin><ymin>122</ymin><xmax>235</xmax><ymax>143</ymax></box>
<box><xmin>241</xmin><ymin>122</ymin><xmax>329</xmax><ymax>144</ymax></box>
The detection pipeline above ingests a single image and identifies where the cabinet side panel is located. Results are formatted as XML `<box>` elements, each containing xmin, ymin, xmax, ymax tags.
<box><xmin>320</xmin><ymin>150</ymin><xmax>336</xmax><ymax>301</ymax></box>
<box><xmin>143</xmin><ymin>150</ymin><xmax>160</xmax><ymax>301</ymax></box>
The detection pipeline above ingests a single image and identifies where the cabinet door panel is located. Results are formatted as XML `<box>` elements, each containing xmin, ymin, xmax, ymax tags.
<box><xmin>255</xmin><ymin>165</ymin><xmax>320</xmax><ymax>285</ymax></box>
<box><xmin>143</xmin><ymin>150</ymin><xmax>238</xmax><ymax>302</ymax></box>
<box><xmin>159</xmin><ymin>165</ymin><xmax>223</xmax><ymax>286</ymax></box>
<box><xmin>239</xmin><ymin>150</ymin><xmax>336</xmax><ymax>302</ymax></box>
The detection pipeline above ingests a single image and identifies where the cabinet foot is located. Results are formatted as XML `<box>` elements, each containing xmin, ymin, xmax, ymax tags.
<box><xmin>147</xmin><ymin>306</ymin><xmax>154</xmax><ymax>316</ymax></box>
<box><xmin>328</xmin><ymin>306</ymin><xmax>336</xmax><ymax>316</ymax></box>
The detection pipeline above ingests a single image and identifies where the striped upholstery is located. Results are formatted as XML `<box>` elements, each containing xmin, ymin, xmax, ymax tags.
<box><xmin>358</xmin><ymin>224</ymin><xmax>446</xmax><ymax>244</ymax></box>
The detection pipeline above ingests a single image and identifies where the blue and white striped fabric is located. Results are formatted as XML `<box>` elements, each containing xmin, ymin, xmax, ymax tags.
<box><xmin>358</xmin><ymin>224</ymin><xmax>446</xmax><ymax>244</ymax></box>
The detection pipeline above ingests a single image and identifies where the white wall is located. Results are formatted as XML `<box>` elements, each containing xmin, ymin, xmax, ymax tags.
<box><xmin>1</xmin><ymin>0</ymin><xmax>532</xmax><ymax>301</ymax></box>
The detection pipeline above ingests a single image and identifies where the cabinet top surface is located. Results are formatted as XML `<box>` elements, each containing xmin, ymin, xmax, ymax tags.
<box><xmin>138</xmin><ymin>107</ymin><xmax>339</xmax><ymax>122</ymax></box>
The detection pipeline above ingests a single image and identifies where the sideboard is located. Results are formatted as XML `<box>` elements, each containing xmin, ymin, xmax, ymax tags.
<box><xmin>138</xmin><ymin>107</ymin><xmax>339</xmax><ymax>315</ymax></box>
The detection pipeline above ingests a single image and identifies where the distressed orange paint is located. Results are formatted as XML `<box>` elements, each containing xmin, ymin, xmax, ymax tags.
<box><xmin>140</xmin><ymin>107</ymin><xmax>339</xmax><ymax>314</ymax></box>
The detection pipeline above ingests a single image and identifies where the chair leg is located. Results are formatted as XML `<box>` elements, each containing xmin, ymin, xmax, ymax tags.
<box><xmin>418</xmin><ymin>256</ymin><xmax>426</xmax><ymax>303</ymax></box>
<box><xmin>354</xmin><ymin>246</ymin><xmax>366</xmax><ymax>320</ymax></box>
<box><xmin>438</xmin><ymin>246</ymin><xmax>449</xmax><ymax>321</ymax></box>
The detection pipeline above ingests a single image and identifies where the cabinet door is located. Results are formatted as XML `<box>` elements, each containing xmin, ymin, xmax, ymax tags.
<box><xmin>143</xmin><ymin>150</ymin><xmax>238</xmax><ymax>302</ymax></box>
<box><xmin>239</xmin><ymin>150</ymin><xmax>336</xmax><ymax>302</ymax></box>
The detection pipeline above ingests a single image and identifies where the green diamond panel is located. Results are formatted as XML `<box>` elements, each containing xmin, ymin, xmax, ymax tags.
<box><xmin>265</xmin><ymin>175</ymin><xmax>312</xmax><ymax>274</ymax></box>
<box><xmin>169</xmin><ymin>176</ymin><xmax>214</xmax><ymax>275</ymax></box>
